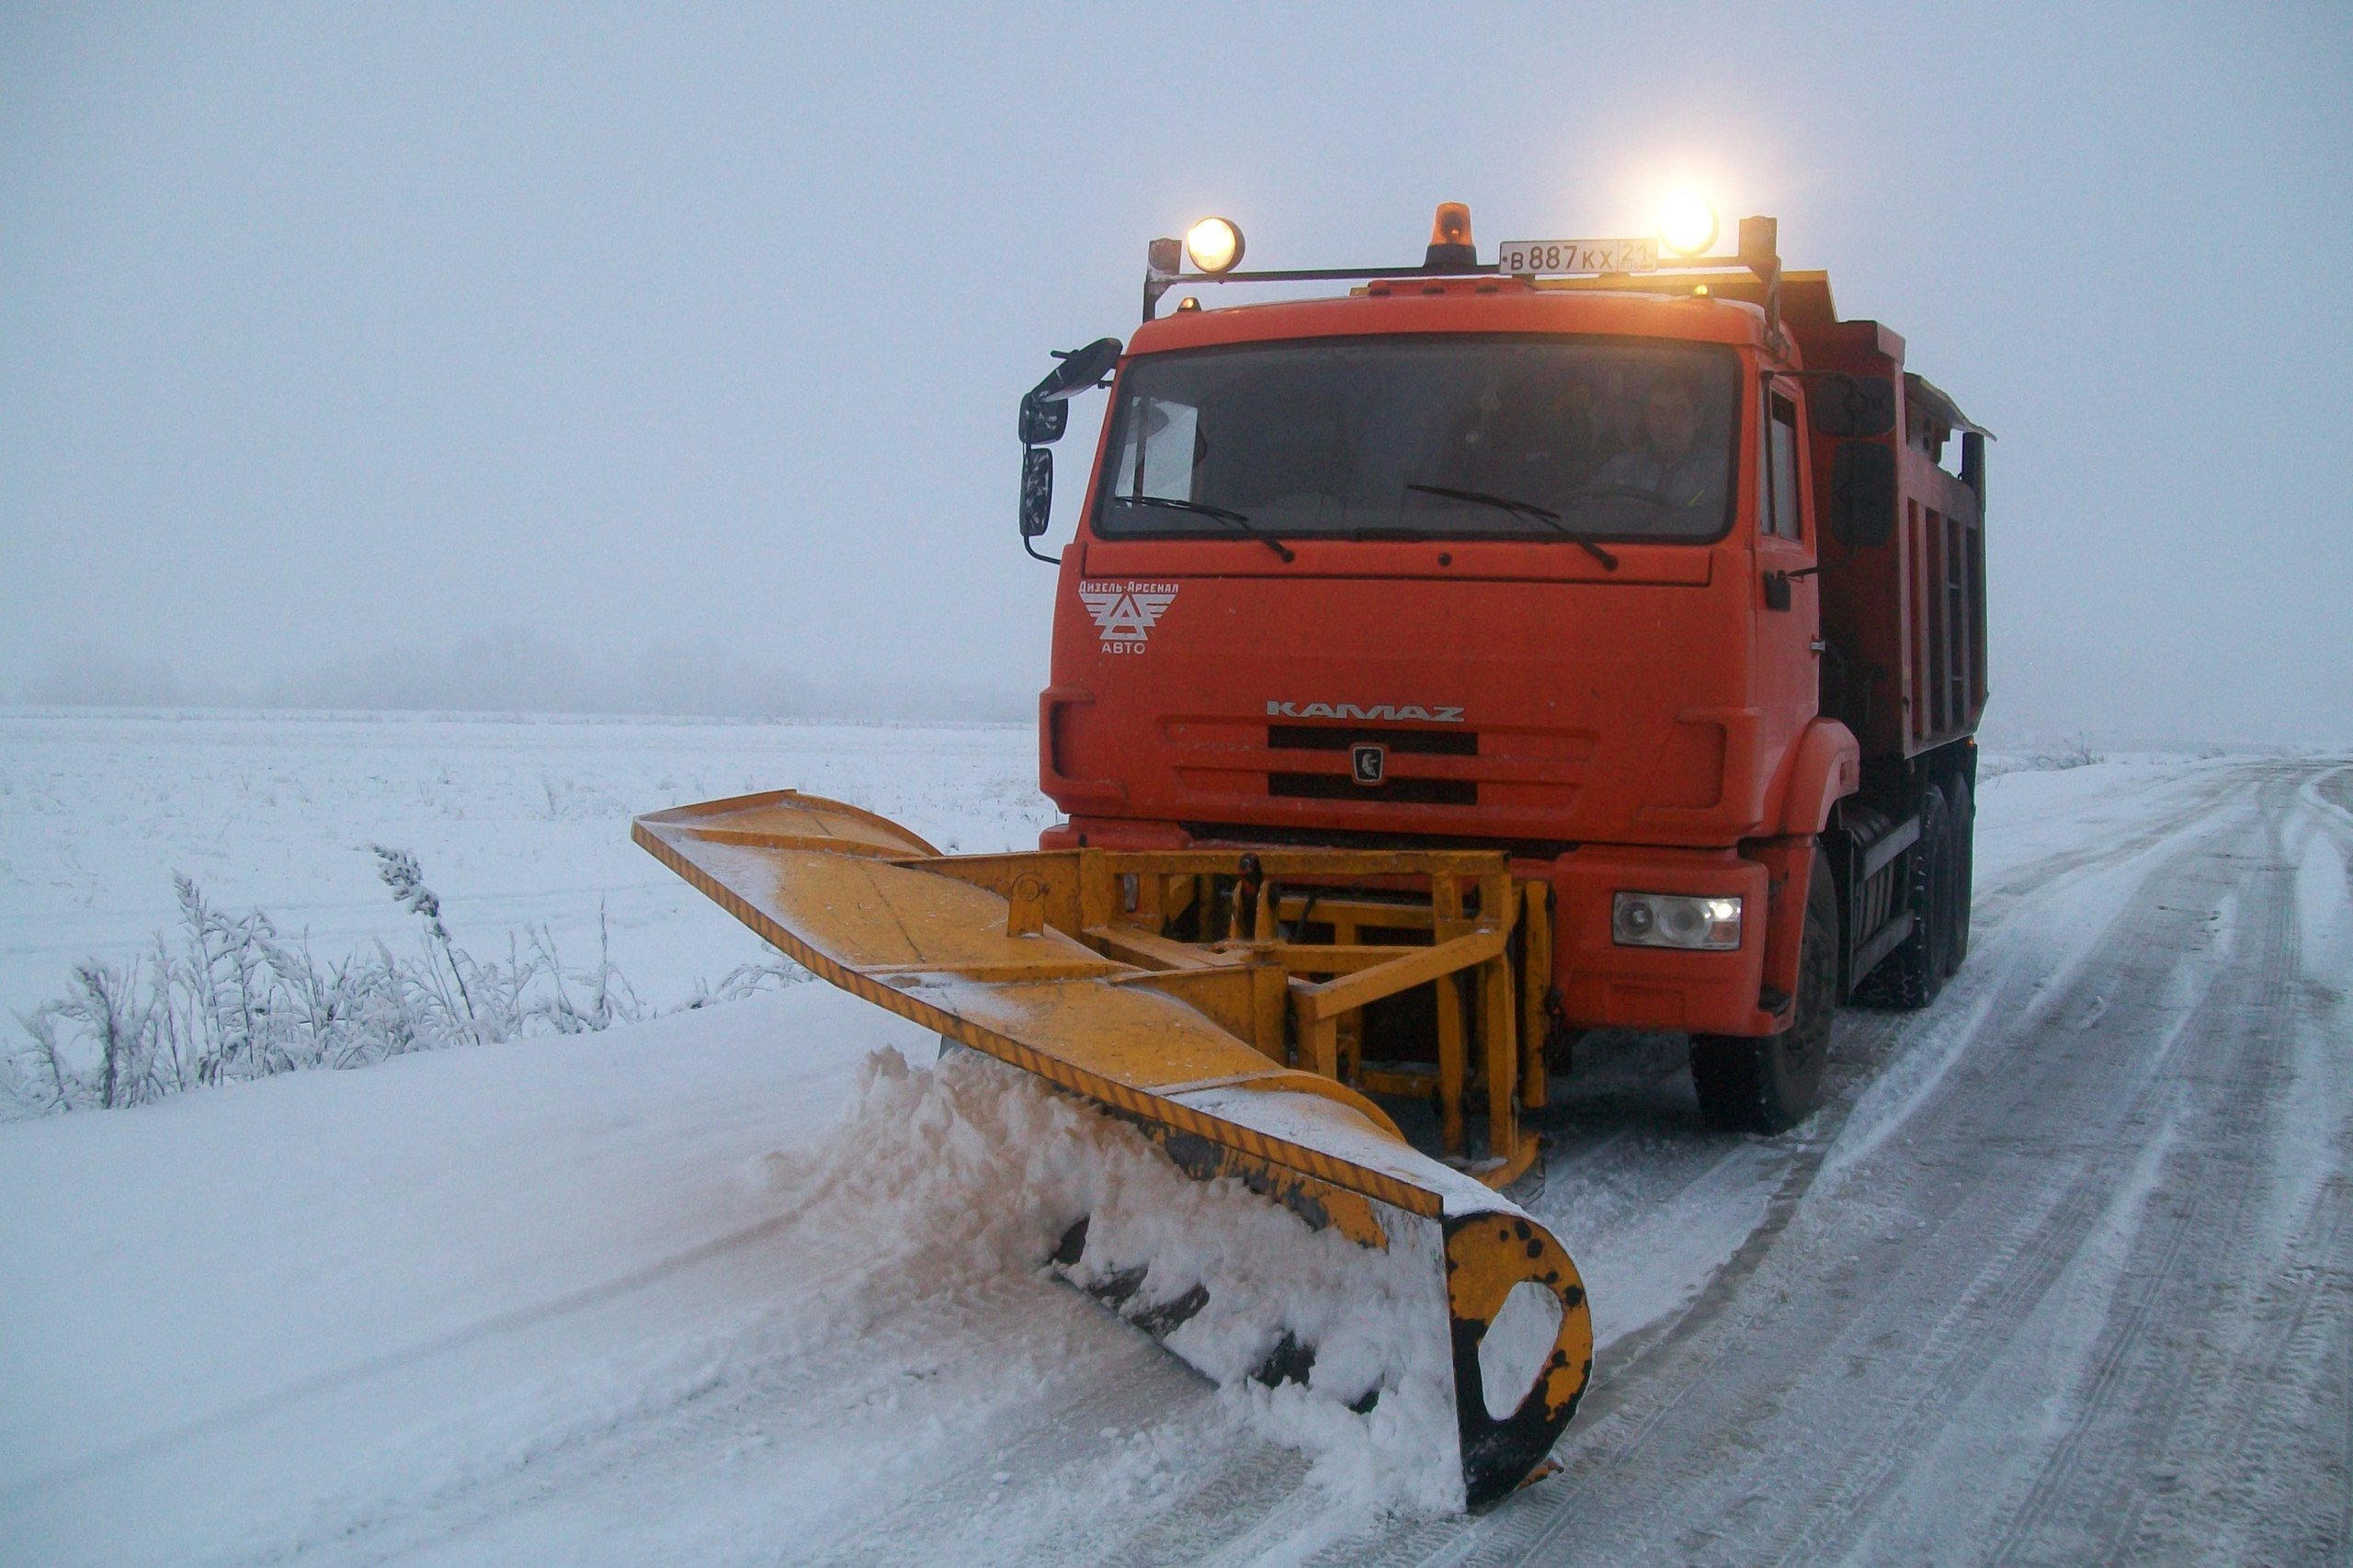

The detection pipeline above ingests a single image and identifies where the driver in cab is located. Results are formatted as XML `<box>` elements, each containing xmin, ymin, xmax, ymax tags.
<box><xmin>1591</xmin><ymin>376</ymin><xmax>1727</xmax><ymax>519</ymax></box>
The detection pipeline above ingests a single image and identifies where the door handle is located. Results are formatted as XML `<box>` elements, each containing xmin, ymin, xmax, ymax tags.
<box><xmin>1762</xmin><ymin>564</ymin><xmax>1821</xmax><ymax>612</ymax></box>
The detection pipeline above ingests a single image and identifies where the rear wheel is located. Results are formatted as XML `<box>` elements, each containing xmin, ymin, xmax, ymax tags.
<box><xmin>1858</xmin><ymin>784</ymin><xmax>1949</xmax><ymax>1009</ymax></box>
<box><xmin>1692</xmin><ymin>849</ymin><xmax>1836</xmax><ymax>1133</ymax></box>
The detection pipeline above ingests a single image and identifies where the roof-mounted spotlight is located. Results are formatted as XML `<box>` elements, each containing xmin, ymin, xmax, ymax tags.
<box><xmin>1185</xmin><ymin>217</ymin><xmax>1245</xmax><ymax>275</ymax></box>
<box><xmin>1656</xmin><ymin>193</ymin><xmax>1720</xmax><ymax>258</ymax></box>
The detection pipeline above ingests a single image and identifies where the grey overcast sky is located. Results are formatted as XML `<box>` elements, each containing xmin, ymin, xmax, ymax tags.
<box><xmin>3</xmin><ymin>3</ymin><xmax>2347</xmax><ymax>744</ymax></box>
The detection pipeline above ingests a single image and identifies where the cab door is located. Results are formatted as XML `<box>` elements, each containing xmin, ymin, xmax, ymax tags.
<box><xmin>1752</xmin><ymin>374</ymin><xmax>1822</xmax><ymax>771</ymax></box>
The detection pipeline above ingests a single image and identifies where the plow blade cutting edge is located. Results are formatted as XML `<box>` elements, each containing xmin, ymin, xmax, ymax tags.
<box><xmin>634</xmin><ymin>790</ymin><xmax>1593</xmax><ymax>1505</ymax></box>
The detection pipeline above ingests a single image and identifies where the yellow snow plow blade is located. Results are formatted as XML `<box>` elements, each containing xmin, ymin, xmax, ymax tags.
<box><xmin>635</xmin><ymin>790</ymin><xmax>1592</xmax><ymax>1504</ymax></box>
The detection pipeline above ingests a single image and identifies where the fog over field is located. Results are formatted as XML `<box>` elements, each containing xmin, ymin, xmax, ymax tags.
<box><xmin>17</xmin><ymin>629</ymin><xmax>1029</xmax><ymax>721</ymax></box>
<box><xmin>2</xmin><ymin>4</ymin><xmax>2348</xmax><ymax>744</ymax></box>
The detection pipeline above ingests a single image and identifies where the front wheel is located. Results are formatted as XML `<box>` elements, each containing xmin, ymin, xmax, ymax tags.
<box><xmin>1692</xmin><ymin>848</ymin><xmax>1837</xmax><ymax>1133</ymax></box>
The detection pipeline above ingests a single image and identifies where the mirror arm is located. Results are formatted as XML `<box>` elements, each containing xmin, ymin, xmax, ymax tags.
<box><xmin>1018</xmin><ymin>339</ymin><xmax>1120</xmax><ymax>560</ymax></box>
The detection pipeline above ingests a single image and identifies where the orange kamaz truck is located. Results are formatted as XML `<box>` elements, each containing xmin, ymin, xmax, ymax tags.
<box><xmin>638</xmin><ymin>203</ymin><xmax>1988</xmax><ymax>1502</ymax></box>
<box><xmin>1028</xmin><ymin>206</ymin><xmax>1986</xmax><ymax>1134</ymax></box>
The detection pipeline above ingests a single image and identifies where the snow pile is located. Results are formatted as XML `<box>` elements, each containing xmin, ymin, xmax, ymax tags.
<box><xmin>782</xmin><ymin>1045</ymin><xmax>1466</xmax><ymax>1513</ymax></box>
<box><xmin>5</xmin><ymin>990</ymin><xmax>1472</xmax><ymax>1562</ymax></box>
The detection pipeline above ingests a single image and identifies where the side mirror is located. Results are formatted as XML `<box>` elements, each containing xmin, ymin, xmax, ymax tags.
<box><xmin>1015</xmin><ymin>336</ymin><xmax>1120</xmax><ymax>566</ymax></box>
<box><xmin>1809</xmin><ymin>374</ymin><xmax>1896</xmax><ymax>438</ymax></box>
<box><xmin>1030</xmin><ymin>336</ymin><xmax>1123</xmax><ymax>403</ymax></box>
<box><xmin>1019</xmin><ymin>447</ymin><xmax>1053</xmax><ymax>540</ymax></box>
<box><xmin>1829</xmin><ymin>441</ymin><xmax>1897</xmax><ymax>548</ymax></box>
<box><xmin>1018</xmin><ymin>391</ymin><xmax>1068</xmax><ymax>446</ymax></box>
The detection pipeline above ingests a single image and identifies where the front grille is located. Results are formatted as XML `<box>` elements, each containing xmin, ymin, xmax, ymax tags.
<box><xmin>1181</xmin><ymin>821</ymin><xmax>1581</xmax><ymax>858</ymax></box>
<box><xmin>1267</xmin><ymin>724</ymin><xmax>1478</xmax><ymax>756</ymax></box>
<box><xmin>1269</xmin><ymin>773</ymin><xmax>1478</xmax><ymax>806</ymax></box>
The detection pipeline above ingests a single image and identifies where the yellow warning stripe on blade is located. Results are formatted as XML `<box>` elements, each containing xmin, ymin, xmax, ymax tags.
<box><xmin>634</xmin><ymin>809</ymin><xmax>1449</xmax><ymax>1220</ymax></box>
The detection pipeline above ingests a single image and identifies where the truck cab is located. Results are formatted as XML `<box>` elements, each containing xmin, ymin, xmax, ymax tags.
<box><xmin>1026</xmin><ymin>208</ymin><xmax>1986</xmax><ymax>1132</ymax></box>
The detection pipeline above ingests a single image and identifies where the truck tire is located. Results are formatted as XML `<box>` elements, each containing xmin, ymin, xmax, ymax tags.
<box><xmin>1944</xmin><ymin>774</ymin><xmax>1973</xmax><ymax>976</ymax></box>
<box><xmin>1858</xmin><ymin>784</ymin><xmax>1949</xmax><ymax>1010</ymax></box>
<box><xmin>1692</xmin><ymin>849</ymin><xmax>1836</xmax><ymax>1133</ymax></box>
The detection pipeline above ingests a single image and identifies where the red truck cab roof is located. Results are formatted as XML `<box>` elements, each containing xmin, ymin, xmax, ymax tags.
<box><xmin>1129</xmin><ymin>277</ymin><xmax>1790</xmax><ymax>358</ymax></box>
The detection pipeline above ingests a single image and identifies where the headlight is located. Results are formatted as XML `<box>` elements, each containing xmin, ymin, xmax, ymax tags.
<box><xmin>1612</xmin><ymin>892</ymin><xmax>1742</xmax><ymax>950</ymax></box>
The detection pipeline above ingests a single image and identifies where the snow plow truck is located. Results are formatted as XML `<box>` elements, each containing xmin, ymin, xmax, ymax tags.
<box><xmin>635</xmin><ymin>202</ymin><xmax>1989</xmax><ymax>1506</ymax></box>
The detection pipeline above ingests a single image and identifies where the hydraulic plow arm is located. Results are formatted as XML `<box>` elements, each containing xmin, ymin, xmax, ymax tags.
<box><xmin>635</xmin><ymin>789</ymin><xmax>1592</xmax><ymax>1504</ymax></box>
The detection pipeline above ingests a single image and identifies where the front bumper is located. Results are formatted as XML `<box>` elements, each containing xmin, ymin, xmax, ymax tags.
<box><xmin>1047</xmin><ymin>817</ymin><xmax>1783</xmax><ymax>1038</ymax></box>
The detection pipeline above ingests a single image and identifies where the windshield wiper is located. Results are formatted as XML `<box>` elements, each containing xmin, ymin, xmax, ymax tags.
<box><xmin>1115</xmin><ymin>494</ymin><xmax>1294</xmax><ymax>562</ymax></box>
<box><xmin>1404</xmin><ymin>483</ymin><xmax>1619</xmax><ymax>570</ymax></box>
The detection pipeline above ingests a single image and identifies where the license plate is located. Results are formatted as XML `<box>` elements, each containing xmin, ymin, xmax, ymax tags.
<box><xmin>1495</xmin><ymin>238</ymin><xmax>1658</xmax><ymax>276</ymax></box>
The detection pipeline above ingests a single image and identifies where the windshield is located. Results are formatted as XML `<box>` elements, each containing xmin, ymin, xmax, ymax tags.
<box><xmin>1093</xmin><ymin>336</ymin><xmax>1742</xmax><ymax>545</ymax></box>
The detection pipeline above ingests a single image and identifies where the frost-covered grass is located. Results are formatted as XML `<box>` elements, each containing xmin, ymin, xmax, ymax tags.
<box><xmin>0</xmin><ymin>709</ymin><xmax>1051</xmax><ymax>1117</ymax></box>
<box><xmin>5</xmin><ymin>852</ymin><xmax>793</xmax><ymax>1118</ymax></box>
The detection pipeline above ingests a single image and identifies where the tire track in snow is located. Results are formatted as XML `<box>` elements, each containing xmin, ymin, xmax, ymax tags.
<box><xmin>1331</xmin><ymin>758</ymin><xmax>2324</xmax><ymax>1568</ymax></box>
<box><xmin>1590</xmin><ymin>796</ymin><xmax>2246</xmax><ymax>1561</ymax></box>
<box><xmin>1987</xmin><ymin>775</ymin><xmax>2353</xmax><ymax>1563</ymax></box>
<box><xmin>1981</xmin><ymin>779</ymin><xmax>2303</xmax><ymax>1561</ymax></box>
<box><xmin>1730</xmin><ymin>800</ymin><xmax>2259</xmax><ymax>1562</ymax></box>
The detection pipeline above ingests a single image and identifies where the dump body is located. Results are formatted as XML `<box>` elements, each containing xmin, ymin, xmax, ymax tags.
<box><xmin>1790</xmin><ymin>309</ymin><xmax>1989</xmax><ymax>763</ymax></box>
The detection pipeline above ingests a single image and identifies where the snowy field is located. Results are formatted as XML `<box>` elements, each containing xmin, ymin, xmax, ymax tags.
<box><xmin>1</xmin><ymin>713</ymin><xmax>2347</xmax><ymax>1564</ymax></box>
<box><xmin>0</xmin><ymin>709</ymin><xmax>1054</xmax><ymax>1027</ymax></box>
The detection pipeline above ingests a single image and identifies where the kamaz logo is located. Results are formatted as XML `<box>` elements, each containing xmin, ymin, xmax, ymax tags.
<box><xmin>1266</xmin><ymin>700</ymin><xmax>1466</xmax><ymax>722</ymax></box>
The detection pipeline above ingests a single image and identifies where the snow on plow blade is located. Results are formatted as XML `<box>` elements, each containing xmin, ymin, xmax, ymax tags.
<box><xmin>634</xmin><ymin>790</ymin><xmax>1593</xmax><ymax>1505</ymax></box>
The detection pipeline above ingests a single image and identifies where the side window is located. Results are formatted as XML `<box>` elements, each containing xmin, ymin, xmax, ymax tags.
<box><xmin>1116</xmin><ymin>397</ymin><xmax>1200</xmax><ymax>501</ymax></box>
<box><xmin>1768</xmin><ymin>391</ymin><xmax>1803</xmax><ymax>540</ymax></box>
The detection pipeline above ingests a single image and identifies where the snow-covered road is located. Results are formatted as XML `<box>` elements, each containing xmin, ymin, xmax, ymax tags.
<box><xmin>1370</xmin><ymin>756</ymin><xmax>2353</xmax><ymax>1566</ymax></box>
<box><xmin>3</xmin><ymin>745</ymin><xmax>2347</xmax><ymax>1564</ymax></box>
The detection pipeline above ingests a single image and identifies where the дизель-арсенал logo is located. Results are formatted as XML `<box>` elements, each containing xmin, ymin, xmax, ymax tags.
<box><xmin>1080</xmin><ymin>581</ymin><xmax>1179</xmax><ymax>653</ymax></box>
